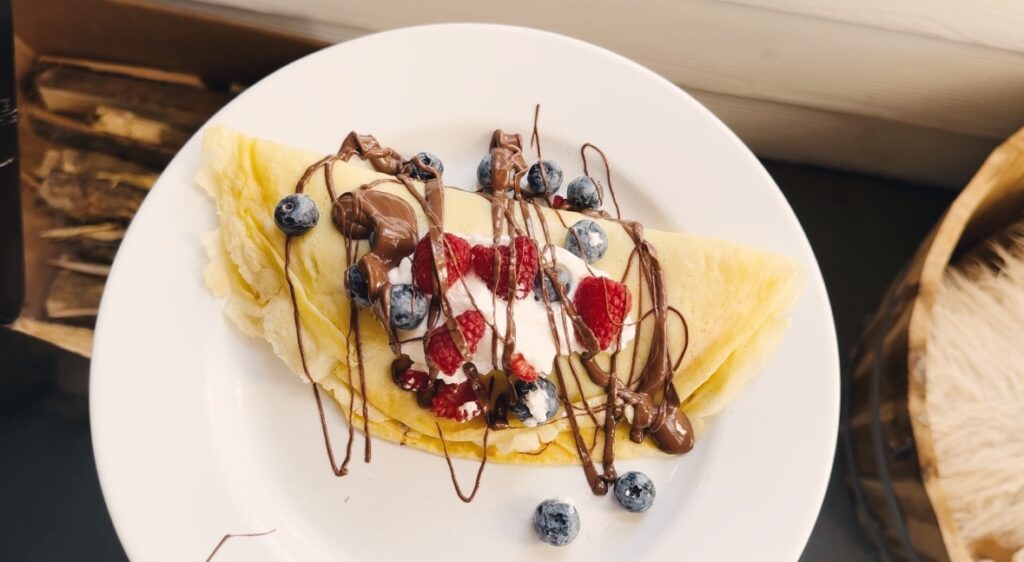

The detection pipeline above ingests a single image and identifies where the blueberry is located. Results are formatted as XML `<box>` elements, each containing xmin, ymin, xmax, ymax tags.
<box><xmin>533</xmin><ymin>499</ymin><xmax>580</xmax><ymax>546</ymax></box>
<box><xmin>613</xmin><ymin>471</ymin><xmax>656</xmax><ymax>513</ymax></box>
<box><xmin>509</xmin><ymin>378</ymin><xmax>560</xmax><ymax>427</ymax></box>
<box><xmin>388</xmin><ymin>284</ymin><xmax>428</xmax><ymax>330</ymax></box>
<box><xmin>533</xmin><ymin>267</ymin><xmax>571</xmax><ymax>302</ymax></box>
<box><xmin>566</xmin><ymin>176</ymin><xmax>600</xmax><ymax>210</ymax></box>
<box><xmin>565</xmin><ymin>220</ymin><xmax>608</xmax><ymax>264</ymax></box>
<box><xmin>476</xmin><ymin>153</ymin><xmax>493</xmax><ymax>190</ymax></box>
<box><xmin>345</xmin><ymin>265</ymin><xmax>371</xmax><ymax>308</ymax></box>
<box><xmin>274</xmin><ymin>194</ymin><xmax>319</xmax><ymax>235</ymax></box>
<box><xmin>409</xmin><ymin>152</ymin><xmax>444</xmax><ymax>180</ymax></box>
<box><xmin>526</xmin><ymin>160</ymin><xmax>563</xmax><ymax>196</ymax></box>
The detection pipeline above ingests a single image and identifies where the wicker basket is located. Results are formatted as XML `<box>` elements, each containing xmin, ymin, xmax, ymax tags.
<box><xmin>848</xmin><ymin>128</ymin><xmax>1024</xmax><ymax>562</ymax></box>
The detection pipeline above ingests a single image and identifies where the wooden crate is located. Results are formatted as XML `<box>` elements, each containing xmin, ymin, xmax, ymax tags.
<box><xmin>7</xmin><ymin>0</ymin><xmax>324</xmax><ymax>358</ymax></box>
<box><xmin>1</xmin><ymin>0</ymin><xmax>324</xmax><ymax>420</ymax></box>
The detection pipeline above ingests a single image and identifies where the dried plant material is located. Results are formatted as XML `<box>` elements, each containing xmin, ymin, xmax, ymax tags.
<box><xmin>41</xmin><ymin>223</ymin><xmax>126</xmax><ymax>241</ymax></box>
<box><xmin>64</xmin><ymin>240</ymin><xmax>118</xmax><ymax>263</ymax></box>
<box><xmin>45</xmin><ymin>270</ymin><xmax>105</xmax><ymax>319</ymax></box>
<box><xmin>41</xmin><ymin>223</ymin><xmax>125</xmax><ymax>263</ymax></box>
<box><xmin>35</xmin><ymin>148</ymin><xmax>158</xmax><ymax>189</ymax></box>
<box><xmin>11</xmin><ymin>317</ymin><xmax>94</xmax><ymax>358</ymax></box>
<box><xmin>36</xmin><ymin>55</ymin><xmax>206</xmax><ymax>88</ymax></box>
<box><xmin>48</xmin><ymin>257</ymin><xmax>111</xmax><ymax>277</ymax></box>
<box><xmin>26</xmin><ymin>105</ymin><xmax>177</xmax><ymax>167</ymax></box>
<box><xmin>35</xmin><ymin>63</ymin><xmax>228</xmax><ymax>128</ymax></box>
<box><xmin>927</xmin><ymin>222</ymin><xmax>1024</xmax><ymax>560</ymax></box>
<box><xmin>36</xmin><ymin>167</ymin><xmax>146</xmax><ymax>222</ymax></box>
<box><xmin>93</xmin><ymin>106</ymin><xmax>189</xmax><ymax>147</ymax></box>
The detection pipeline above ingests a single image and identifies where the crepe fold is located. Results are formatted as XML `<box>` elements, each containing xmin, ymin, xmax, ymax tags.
<box><xmin>198</xmin><ymin>126</ymin><xmax>803</xmax><ymax>464</ymax></box>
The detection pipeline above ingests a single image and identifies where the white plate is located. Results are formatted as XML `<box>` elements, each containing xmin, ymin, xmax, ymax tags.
<box><xmin>92</xmin><ymin>24</ymin><xmax>839</xmax><ymax>562</ymax></box>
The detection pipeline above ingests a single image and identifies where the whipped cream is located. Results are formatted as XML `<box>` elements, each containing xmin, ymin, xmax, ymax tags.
<box><xmin>391</xmin><ymin>233</ymin><xmax>635</xmax><ymax>376</ymax></box>
<box><xmin>521</xmin><ymin>386</ymin><xmax>552</xmax><ymax>427</ymax></box>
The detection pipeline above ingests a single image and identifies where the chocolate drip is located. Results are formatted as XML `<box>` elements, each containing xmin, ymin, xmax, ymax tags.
<box><xmin>284</xmin><ymin>237</ymin><xmax>357</xmax><ymax>476</ymax></box>
<box><xmin>487</xmin><ymin>129</ymin><xmax>528</xmax><ymax>193</ymax></box>
<box><xmin>437</xmin><ymin>423</ymin><xmax>489</xmax><ymax>503</ymax></box>
<box><xmin>334</xmin><ymin>190</ymin><xmax>417</xmax><ymax>304</ymax></box>
<box><xmin>204</xmin><ymin>529</ymin><xmax>276</xmax><ymax>562</ymax></box>
<box><xmin>581</xmin><ymin>142</ymin><xmax>622</xmax><ymax>219</ymax></box>
<box><xmin>650</xmin><ymin>384</ymin><xmax>694</xmax><ymax>454</ymax></box>
<box><xmin>333</xmin><ymin>191</ymin><xmax>417</xmax><ymax>264</ymax></box>
<box><xmin>488</xmin><ymin>392</ymin><xmax>509</xmax><ymax>430</ymax></box>
<box><xmin>619</xmin><ymin>220</ymin><xmax>694</xmax><ymax>455</ymax></box>
<box><xmin>339</xmin><ymin>132</ymin><xmax>403</xmax><ymax>174</ymax></box>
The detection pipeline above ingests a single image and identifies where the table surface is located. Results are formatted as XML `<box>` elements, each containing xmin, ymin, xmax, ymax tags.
<box><xmin>0</xmin><ymin>159</ymin><xmax>957</xmax><ymax>561</ymax></box>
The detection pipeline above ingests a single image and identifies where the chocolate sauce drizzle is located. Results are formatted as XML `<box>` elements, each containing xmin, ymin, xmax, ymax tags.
<box><xmin>204</xmin><ymin>529</ymin><xmax>276</xmax><ymax>562</ymax></box>
<box><xmin>282</xmin><ymin>109</ymin><xmax>694</xmax><ymax>501</ymax></box>
<box><xmin>437</xmin><ymin>422</ymin><xmax>490</xmax><ymax>503</ymax></box>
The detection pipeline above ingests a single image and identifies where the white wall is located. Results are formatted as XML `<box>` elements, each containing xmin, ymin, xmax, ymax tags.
<box><xmin>163</xmin><ymin>0</ymin><xmax>1024</xmax><ymax>189</ymax></box>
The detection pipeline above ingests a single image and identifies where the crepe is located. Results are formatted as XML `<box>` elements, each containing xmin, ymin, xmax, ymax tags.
<box><xmin>198</xmin><ymin>126</ymin><xmax>803</xmax><ymax>464</ymax></box>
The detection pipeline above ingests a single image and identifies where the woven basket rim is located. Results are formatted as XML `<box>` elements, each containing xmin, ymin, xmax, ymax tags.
<box><xmin>904</xmin><ymin>128</ymin><xmax>1024</xmax><ymax>561</ymax></box>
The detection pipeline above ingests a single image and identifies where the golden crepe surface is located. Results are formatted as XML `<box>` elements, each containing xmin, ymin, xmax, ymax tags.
<box><xmin>198</xmin><ymin>126</ymin><xmax>803</xmax><ymax>466</ymax></box>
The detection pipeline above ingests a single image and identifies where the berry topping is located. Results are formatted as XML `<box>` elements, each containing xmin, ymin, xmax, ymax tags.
<box><xmin>510</xmin><ymin>378</ymin><xmax>560</xmax><ymax>427</ymax></box>
<box><xmin>393</xmin><ymin>367</ymin><xmax>430</xmax><ymax>392</ymax></box>
<box><xmin>425</xmin><ymin>310</ymin><xmax>486</xmax><ymax>374</ymax></box>
<box><xmin>432</xmin><ymin>380</ymin><xmax>482</xmax><ymax>421</ymax></box>
<box><xmin>551</xmin><ymin>195</ymin><xmax>570</xmax><ymax>209</ymax></box>
<box><xmin>412</xmin><ymin>233</ymin><xmax>472</xmax><ymax>294</ymax></box>
<box><xmin>476</xmin><ymin>153</ymin><xmax>493</xmax><ymax>190</ymax></box>
<box><xmin>533</xmin><ymin>266</ymin><xmax>572</xmax><ymax>302</ymax></box>
<box><xmin>614</xmin><ymin>471</ymin><xmax>656</xmax><ymax>512</ymax></box>
<box><xmin>345</xmin><ymin>264</ymin><xmax>371</xmax><ymax>308</ymax></box>
<box><xmin>526</xmin><ymin>160</ymin><xmax>563</xmax><ymax>196</ymax></box>
<box><xmin>565</xmin><ymin>219</ymin><xmax>608</xmax><ymax>264</ymax></box>
<box><xmin>388</xmin><ymin>284</ymin><xmax>428</xmax><ymax>330</ymax></box>
<box><xmin>407</xmin><ymin>152</ymin><xmax>444</xmax><ymax>180</ymax></box>
<box><xmin>573</xmin><ymin>276</ymin><xmax>631</xmax><ymax>350</ymax></box>
<box><xmin>274</xmin><ymin>193</ymin><xmax>319</xmax><ymax>235</ymax></box>
<box><xmin>508</xmin><ymin>353</ymin><xmax>540</xmax><ymax>382</ymax></box>
<box><xmin>470</xmin><ymin>236</ymin><xmax>539</xmax><ymax>300</ymax></box>
<box><xmin>533</xmin><ymin>499</ymin><xmax>580</xmax><ymax>546</ymax></box>
<box><xmin>566</xmin><ymin>176</ymin><xmax>601</xmax><ymax>210</ymax></box>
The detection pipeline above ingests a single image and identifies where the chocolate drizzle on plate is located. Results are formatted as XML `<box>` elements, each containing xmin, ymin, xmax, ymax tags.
<box><xmin>204</xmin><ymin>529</ymin><xmax>276</xmax><ymax>562</ymax></box>
<box><xmin>280</xmin><ymin>107</ymin><xmax>693</xmax><ymax>501</ymax></box>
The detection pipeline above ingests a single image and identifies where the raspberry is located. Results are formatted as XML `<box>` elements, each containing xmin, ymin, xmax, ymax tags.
<box><xmin>432</xmin><ymin>381</ymin><xmax>482</xmax><ymax>422</ymax></box>
<box><xmin>471</xmin><ymin>236</ymin><xmax>539</xmax><ymax>299</ymax></box>
<box><xmin>551</xmin><ymin>195</ymin><xmax>568</xmax><ymax>209</ymax></box>
<box><xmin>573</xmin><ymin>276</ymin><xmax>632</xmax><ymax>350</ymax></box>
<box><xmin>425</xmin><ymin>311</ymin><xmax>486</xmax><ymax>374</ymax></box>
<box><xmin>394</xmin><ymin>367</ymin><xmax>430</xmax><ymax>392</ymax></box>
<box><xmin>509</xmin><ymin>353</ymin><xmax>539</xmax><ymax>382</ymax></box>
<box><xmin>412</xmin><ymin>233</ymin><xmax>471</xmax><ymax>294</ymax></box>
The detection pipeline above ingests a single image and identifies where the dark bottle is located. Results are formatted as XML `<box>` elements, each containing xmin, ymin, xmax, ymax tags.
<box><xmin>0</xmin><ymin>0</ymin><xmax>24</xmax><ymax>324</ymax></box>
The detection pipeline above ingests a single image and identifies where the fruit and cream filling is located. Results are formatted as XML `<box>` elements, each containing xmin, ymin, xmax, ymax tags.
<box><xmin>387</xmin><ymin>233</ymin><xmax>635</xmax><ymax>383</ymax></box>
